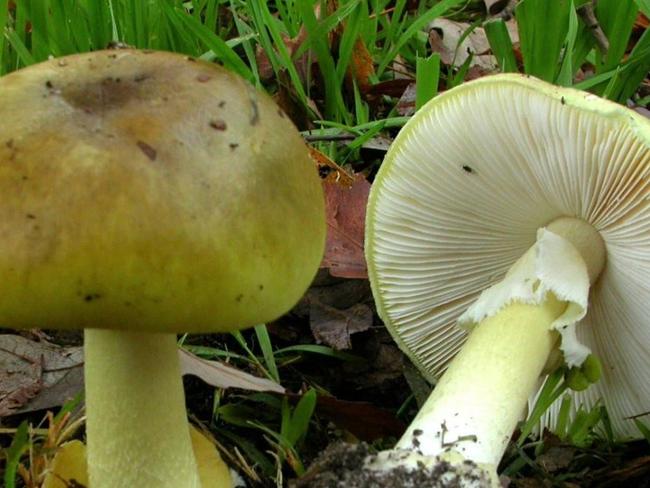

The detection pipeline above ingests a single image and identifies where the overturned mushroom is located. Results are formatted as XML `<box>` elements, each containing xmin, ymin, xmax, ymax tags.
<box><xmin>0</xmin><ymin>50</ymin><xmax>325</xmax><ymax>487</ymax></box>
<box><xmin>363</xmin><ymin>74</ymin><xmax>649</xmax><ymax>482</ymax></box>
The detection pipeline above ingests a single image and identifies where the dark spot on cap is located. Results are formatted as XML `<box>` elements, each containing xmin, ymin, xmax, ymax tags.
<box><xmin>84</xmin><ymin>293</ymin><xmax>102</xmax><ymax>302</ymax></box>
<box><xmin>229</xmin><ymin>143</ymin><xmax>239</xmax><ymax>150</ymax></box>
<box><xmin>235</xmin><ymin>294</ymin><xmax>244</xmax><ymax>302</ymax></box>
<box><xmin>462</xmin><ymin>165</ymin><xmax>474</xmax><ymax>174</ymax></box>
<box><xmin>561</xmin><ymin>96</ymin><xmax>566</xmax><ymax>105</ymax></box>
<box><xmin>134</xmin><ymin>74</ymin><xmax>150</xmax><ymax>83</ymax></box>
<box><xmin>258</xmin><ymin>284</ymin><xmax>264</xmax><ymax>291</ymax></box>
<box><xmin>26</xmin><ymin>214</ymin><xmax>36</xmax><ymax>219</ymax></box>
<box><xmin>209</xmin><ymin>119</ymin><xmax>227</xmax><ymax>131</ymax></box>
<box><xmin>137</xmin><ymin>141</ymin><xmax>157</xmax><ymax>161</ymax></box>
<box><xmin>45</xmin><ymin>80</ymin><xmax>53</xmax><ymax>89</ymax></box>
<box><xmin>218</xmin><ymin>101</ymin><xmax>226</xmax><ymax>108</ymax></box>
<box><xmin>5</xmin><ymin>139</ymin><xmax>14</xmax><ymax>148</ymax></box>
<box><xmin>413</xmin><ymin>429</ymin><xmax>423</xmax><ymax>436</ymax></box>
<box><xmin>196</xmin><ymin>74</ymin><xmax>211</xmax><ymax>83</ymax></box>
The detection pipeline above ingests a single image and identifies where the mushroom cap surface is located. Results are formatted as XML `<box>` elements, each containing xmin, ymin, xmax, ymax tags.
<box><xmin>0</xmin><ymin>50</ymin><xmax>325</xmax><ymax>333</ymax></box>
<box><xmin>366</xmin><ymin>74</ymin><xmax>649</xmax><ymax>438</ymax></box>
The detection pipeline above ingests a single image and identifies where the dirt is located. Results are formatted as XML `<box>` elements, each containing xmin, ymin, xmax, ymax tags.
<box><xmin>291</xmin><ymin>443</ymin><xmax>493</xmax><ymax>488</ymax></box>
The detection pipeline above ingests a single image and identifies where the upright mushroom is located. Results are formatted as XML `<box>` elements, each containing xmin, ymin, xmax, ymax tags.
<box><xmin>0</xmin><ymin>50</ymin><xmax>325</xmax><ymax>487</ymax></box>
<box><xmin>364</xmin><ymin>74</ymin><xmax>649</xmax><ymax>481</ymax></box>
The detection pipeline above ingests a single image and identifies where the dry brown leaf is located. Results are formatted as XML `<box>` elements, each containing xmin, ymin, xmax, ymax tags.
<box><xmin>309</xmin><ymin>146</ymin><xmax>355</xmax><ymax>186</ymax></box>
<box><xmin>347</xmin><ymin>38</ymin><xmax>375</xmax><ymax>93</ymax></box>
<box><xmin>395</xmin><ymin>82</ymin><xmax>417</xmax><ymax>116</ymax></box>
<box><xmin>0</xmin><ymin>335</ymin><xmax>83</xmax><ymax>417</ymax></box>
<box><xmin>310</xmin><ymin>395</ymin><xmax>405</xmax><ymax>440</ymax></box>
<box><xmin>429</xmin><ymin>18</ymin><xmax>519</xmax><ymax>71</ymax></box>
<box><xmin>321</xmin><ymin>173</ymin><xmax>370</xmax><ymax>279</ymax></box>
<box><xmin>179</xmin><ymin>348</ymin><xmax>285</xmax><ymax>394</ymax></box>
<box><xmin>537</xmin><ymin>446</ymin><xmax>576</xmax><ymax>473</ymax></box>
<box><xmin>309</xmin><ymin>300</ymin><xmax>372</xmax><ymax>350</ymax></box>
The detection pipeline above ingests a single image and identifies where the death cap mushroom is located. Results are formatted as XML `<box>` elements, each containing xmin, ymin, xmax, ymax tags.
<box><xmin>366</xmin><ymin>73</ymin><xmax>649</xmax><ymax>441</ymax></box>
<box><xmin>0</xmin><ymin>49</ymin><xmax>326</xmax><ymax>488</ymax></box>
<box><xmin>0</xmin><ymin>49</ymin><xmax>325</xmax><ymax>334</ymax></box>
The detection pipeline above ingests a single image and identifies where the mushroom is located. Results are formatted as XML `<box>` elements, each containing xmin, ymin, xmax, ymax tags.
<box><xmin>0</xmin><ymin>50</ymin><xmax>325</xmax><ymax>487</ymax></box>
<box><xmin>364</xmin><ymin>74</ymin><xmax>649</xmax><ymax>481</ymax></box>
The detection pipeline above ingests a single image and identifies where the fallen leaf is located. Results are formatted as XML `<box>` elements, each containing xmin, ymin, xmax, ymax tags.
<box><xmin>321</xmin><ymin>173</ymin><xmax>370</xmax><ymax>279</ymax></box>
<box><xmin>428</xmin><ymin>18</ymin><xmax>519</xmax><ymax>70</ymax></box>
<box><xmin>395</xmin><ymin>82</ymin><xmax>417</xmax><ymax>116</ymax></box>
<box><xmin>0</xmin><ymin>335</ymin><xmax>83</xmax><ymax>417</ymax></box>
<box><xmin>309</xmin><ymin>146</ymin><xmax>355</xmax><ymax>186</ymax></box>
<box><xmin>537</xmin><ymin>446</ymin><xmax>575</xmax><ymax>473</ymax></box>
<box><xmin>179</xmin><ymin>348</ymin><xmax>285</xmax><ymax>394</ymax></box>
<box><xmin>364</xmin><ymin>78</ymin><xmax>413</xmax><ymax>100</ymax></box>
<box><xmin>346</xmin><ymin>38</ymin><xmax>375</xmax><ymax>93</ymax></box>
<box><xmin>309</xmin><ymin>300</ymin><xmax>373</xmax><ymax>350</ymax></box>
<box><xmin>429</xmin><ymin>18</ymin><xmax>493</xmax><ymax>69</ymax></box>
<box><xmin>311</xmin><ymin>395</ymin><xmax>405</xmax><ymax>440</ymax></box>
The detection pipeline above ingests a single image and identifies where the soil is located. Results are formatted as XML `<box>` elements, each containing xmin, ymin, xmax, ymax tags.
<box><xmin>291</xmin><ymin>443</ymin><xmax>493</xmax><ymax>488</ymax></box>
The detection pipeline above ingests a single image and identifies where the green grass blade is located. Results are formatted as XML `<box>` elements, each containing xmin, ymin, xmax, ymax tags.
<box><xmin>635</xmin><ymin>419</ymin><xmax>650</xmax><ymax>443</ymax></box>
<box><xmin>292</xmin><ymin>0</ymin><xmax>361</xmax><ymax>60</ymax></box>
<box><xmin>377</xmin><ymin>0</ymin><xmax>466</xmax><ymax>75</ymax></box>
<box><xmin>298</xmin><ymin>0</ymin><xmax>344</xmax><ymax>120</ymax></box>
<box><xmin>594</xmin><ymin>0</ymin><xmax>637</xmax><ymax>73</ymax></box>
<box><xmin>567</xmin><ymin>404</ymin><xmax>602</xmax><ymax>448</ymax></box>
<box><xmin>555</xmin><ymin>394</ymin><xmax>572</xmax><ymax>439</ymax></box>
<box><xmin>161</xmin><ymin>3</ymin><xmax>253</xmax><ymax>82</ymax></box>
<box><xmin>0</xmin><ymin>0</ymin><xmax>8</xmax><ymax>72</ymax></box>
<box><xmin>518</xmin><ymin>368</ymin><xmax>567</xmax><ymax>445</ymax></box>
<box><xmin>216</xmin><ymin>427</ymin><xmax>276</xmax><ymax>474</ymax></box>
<box><xmin>231</xmin><ymin>330</ymin><xmax>274</xmax><ymax>381</ymax></box>
<box><xmin>254</xmin><ymin>324</ymin><xmax>280</xmax><ymax>383</ymax></box>
<box><xmin>84</xmin><ymin>0</ymin><xmax>112</xmax><ymax>48</ymax></box>
<box><xmin>3</xmin><ymin>421</ymin><xmax>29</xmax><ymax>488</ymax></box>
<box><xmin>484</xmin><ymin>18</ymin><xmax>518</xmax><ymax>73</ymax></box>
<box><xmin>637</xmin><ymin>0</ymin><xmax>650</xmax><ymax>15</ymax></box>
<box><xmin>415</xmin><ymin>53</ymin><xmax>440</xmax><ymax>110</ymax></box>
<box><xmin>516</xmin><ymin>0</ymin><xmax>571</xmax><ymax>82</ymax></box>
<box><xmin>286</xmin><ymin>389</ymin><xmax>317</xmax><ymax>446</ymax></box>
<box><xmin>274</xmin><ymin>344</ymin><xmax>365</xmax><ymax>362</ymax></box>
<box><xmin>4</xmin><ymin>27</ymin><xmax>36</xmax><ymax>67</ymax></box>
<box><xmin>556</xmin><ymin>1</ymin><xmax>579</xmax><ymax>86</ymax></box>
<box><xmin>608</xmin><ymin>28</ymin><xmax>650</xmax><ymax>102</ymax></box>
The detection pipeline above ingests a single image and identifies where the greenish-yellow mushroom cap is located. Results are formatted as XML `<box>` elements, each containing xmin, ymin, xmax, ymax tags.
<box><xmin>0</xmin><ymin>49</ymin><xmax>325</xmax><ymax>333</ymax></box>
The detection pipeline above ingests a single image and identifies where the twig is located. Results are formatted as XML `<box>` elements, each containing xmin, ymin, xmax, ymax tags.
<box><xmin>578</xmin><ymin>0</ymin><xmax>609</xmax><ymax>55</ymax></box>
<box><xmin>304</xmin><ymin>133</ymin><xmax>355</xmax><ymax>143</ymax></box>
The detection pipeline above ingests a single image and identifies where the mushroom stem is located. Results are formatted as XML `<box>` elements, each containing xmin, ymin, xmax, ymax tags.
<box><xmin>387</xmin><ymin>218</ymin><xmax>606</xmax><ymax>472</ymax></box>
<box><xmin>84</xmin><ymin>329</ymin><xmax>201</xmax><ymax>488</ymax></box>
<box><xmin>396</xmin><ymin>294</ymin><xmax>566</xmax><ymax>466</ymax></box>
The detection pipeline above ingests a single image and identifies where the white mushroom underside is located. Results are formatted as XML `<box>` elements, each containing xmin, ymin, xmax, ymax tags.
<box><xmin>367</xmin><ymin>78</ymin><xmax>650</xmax><ymax>439</ymax></box>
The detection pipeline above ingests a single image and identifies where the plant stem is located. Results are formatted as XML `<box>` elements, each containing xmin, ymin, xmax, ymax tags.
<box><xmin>396</xmin><ymin>295</ymin><xmax>566</xmax><ymax>467</ymax></box>
<box><xmin>85</xmin><ymin>329</ymin><xmax>201</xmax><ymax>488</ymax></box>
